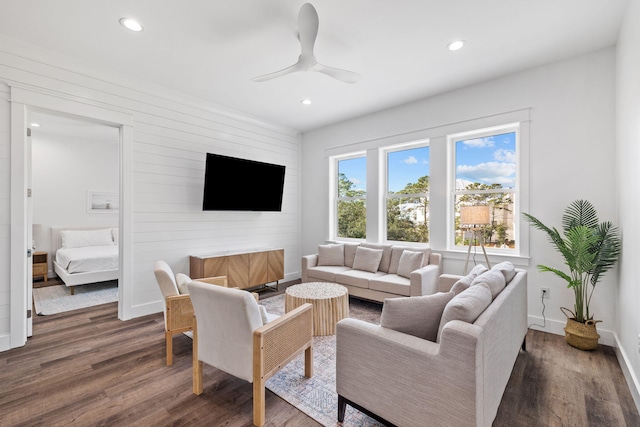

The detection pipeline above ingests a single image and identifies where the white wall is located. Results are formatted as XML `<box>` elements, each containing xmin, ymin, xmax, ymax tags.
<box><xmin>615</xmin><ymin>0</ymin><xmax>640</xmax><ymax>409</ymax></box>
<box><xmin>32</xmin><ymin>129</ymin><xmax>119</xmax><ymax>275</ymax></box>
<box><xmin>302</xmin><ymin>48</ymin><xmax>618</xmax><ymax>344</ymax></box>
<box><xmin>0</xmin><ymin>35</ymin><xmax>300</xmax><ymax>350</ymax></box>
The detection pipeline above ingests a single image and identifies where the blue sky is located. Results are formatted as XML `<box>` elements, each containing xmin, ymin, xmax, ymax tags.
<box><xmin>339</xmin><ymin>146</ymin><xmax>430</xmax><ymax>193</ymax></box>
<box><xmin>456</xmin><ymin>132</ymin><xmax>516</xmax><ymax>189</ymax></box>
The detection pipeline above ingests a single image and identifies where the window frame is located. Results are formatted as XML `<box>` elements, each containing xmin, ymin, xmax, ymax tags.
<box><xmin>381</xmin><ymin>140</ymin><xmax>431</xmax><ymax>245</ymax></box>
<box><xmin>330</xmin><ymin>152</ymin><xmax>367</xmax><ymax>242</ymax></box>
<box><xmin>448</xmin><ymin>123</ymin><xmax>521</xmax><ymax>255</ymax></box>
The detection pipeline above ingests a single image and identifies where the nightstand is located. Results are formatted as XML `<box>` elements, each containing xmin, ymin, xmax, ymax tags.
<box><xmin>33</xmin><ymin>251</ymin><xmax>48</xmax><ymax>282</ymax></box>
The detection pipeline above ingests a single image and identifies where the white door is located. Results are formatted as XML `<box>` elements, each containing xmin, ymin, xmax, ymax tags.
<box><xmin>26</xmin><ymin>125</ymin><xmax>33</xmax><ymax>337</ymax></box>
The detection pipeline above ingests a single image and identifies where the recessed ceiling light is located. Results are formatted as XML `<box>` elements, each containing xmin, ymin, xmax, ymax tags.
<box><xmin>447</xmin><ymin>40</ymin><xmax>465</xmax><ymax>51</ymax></box>
<box><xmin>120</xmin><ymin>18</ymin><xmax>143</xmax><ymax>32</ymax></box>
<box><xmin>301</xmin><ymin>99</ymin><xmax>312</xmax><ymax>105</ymax></box>
<box><xmin>30</xmin><ymin>123</ymin><xmax>40</xmax><ymax>127</ymax></box>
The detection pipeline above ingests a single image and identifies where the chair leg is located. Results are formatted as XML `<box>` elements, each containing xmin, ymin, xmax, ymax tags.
<box><xmin>338</xmin><ymin>394</ymin><xmax>347</xmax><ymax>422</ymax></box>
<box><xmin>165</xmin><ymin>331</ymin><xmax>173</xmax><ymax>366</ymax></box>
<box><xmin>193</xmin><ymin>360</ymin><xmax>204</xmax><ymax>395</ymax></box>
<box><xmin>304</xmin><ymin>346</ymin><xmax>313</xmax><ymax>378</ymax></box>
<box><xmin>253</xmin><ymin>380</ymin><xmax>266</xmax><ymax>427</ymax></box>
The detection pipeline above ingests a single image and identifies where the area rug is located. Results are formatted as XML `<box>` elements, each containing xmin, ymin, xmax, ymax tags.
<box><xmin>33</xmin><ymin>280</ymin><xmax>118</xmax><ymax>315</ymax></box>
<box><xmin>261</xmin><ymin>293</ymin><xmax>385</xmax><ymax>427</ymax></box>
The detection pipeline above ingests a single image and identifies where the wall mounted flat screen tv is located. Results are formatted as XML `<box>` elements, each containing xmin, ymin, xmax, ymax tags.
<box><xmin>203</xmin><ymin>153</ymin><xmax>286</xmax><ymax>211</ymax></box>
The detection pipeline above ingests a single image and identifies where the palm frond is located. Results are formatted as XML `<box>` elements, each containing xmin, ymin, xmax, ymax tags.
<box><xmin>562</xmin><ymin>199</ymin><xmax>599</xmax><ymax>232</ymax></box>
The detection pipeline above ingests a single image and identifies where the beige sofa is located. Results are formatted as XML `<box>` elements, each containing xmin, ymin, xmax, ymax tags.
<box><xmin>336</xmin><ymin>263</ymin><xmax>528</xmax><ymax>426</ymax></box>
<box><xmin>301</xmin><ymin>242</ymin><xmax>442</xmax><ymax>302</ymax></box>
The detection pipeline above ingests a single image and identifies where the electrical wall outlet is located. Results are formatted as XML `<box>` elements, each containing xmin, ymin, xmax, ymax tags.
<box><xmin>540</xmin><ymin>287</ymin><xmax>550</xmax><ymax>299</ymax></box>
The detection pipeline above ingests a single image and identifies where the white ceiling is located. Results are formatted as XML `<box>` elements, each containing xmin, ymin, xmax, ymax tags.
<box><xmin>0</xmin><ymin>0</ymin><xmax>628</xmax><ymax>133</ymax></box>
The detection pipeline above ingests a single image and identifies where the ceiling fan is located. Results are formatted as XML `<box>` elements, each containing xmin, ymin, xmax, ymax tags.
<box><xmin>251</xmin><ymin>3</ymin><xmax>361</xmax><ymax>84</ymax></box>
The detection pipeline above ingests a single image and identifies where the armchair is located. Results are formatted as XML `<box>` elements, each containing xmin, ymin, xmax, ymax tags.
<box><xmin>188</xmin><ymin>282</ymin><xmax>313</xmax><ymax>427</ymax></box>
<box><xmin>153</xmin><ymin>260</ymin><xmax>228</xmax><ymax>365</ymax></box>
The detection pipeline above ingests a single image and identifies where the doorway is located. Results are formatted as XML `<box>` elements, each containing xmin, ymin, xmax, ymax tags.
<box><xmin>9</xmin><ymin>85</ymin><xmax>133</xmax><ymax>349</ymax></box>
<box><xmin>29</xmin><ymin>110</ymin><xmax>120</xmax><ymax>323</ymax></box>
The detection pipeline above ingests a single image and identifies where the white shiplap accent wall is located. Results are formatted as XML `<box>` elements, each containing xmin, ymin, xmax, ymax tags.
<box><xmin>0</xmin><ymin>36</ymin><xmax>300</xmax><ymax>349</ymax></box>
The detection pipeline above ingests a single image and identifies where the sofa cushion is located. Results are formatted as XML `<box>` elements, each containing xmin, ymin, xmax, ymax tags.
<box><xmin>352</xmin><ymin>247</ymin><xmax>384</xmax><ymax>273</ymax></box>
<box><xmin>317</xmin><ymin>243</ymin><xmax>345</xmax><ymax>266</ymax></box>
<box><xmin>335</xmin><ymin>269</ymin><xmax>386</xmax><ymax>289</ymax></box>
<box><xmin>490</xmin><ymin>261</ymin><xmax>516</xmax><ymax>283</ymax></box>
<box><xmin>306</xmin><ymin>266</ymin><xmax>351</xmax><ymax>282</ymax></box>
<box><xmin>437</xmin><ymin>283</ymin><xmax>492</xmax><ymax>342</ymax></box>
<box><xmin>471</xmin><ymin>269</ymin><xmax>506</xmax><ymax>299</ymax></box>
<box><xmin>361</xmin><ymin>243</ymin><xmax>393</xmax><ymax>272</ymax></box>
<box><xmin>381</xmin><ymin>291</ymin><xmax>455</xmax><ymax>342</ymax></box>
<box><xmin>389</xmin><ymin>246</ymin><xmax>431</xmax><ymax>273</ymax></box>
<box><xmin>344</xmin><ymin>243</ymin><xmax>360</xmax><ymax>268</ymax></box>
<box><xmin>451</xmin><ymin>264</ymin><xmax>488</xmax><ymax>295</ymax></box>
<box><xmin>397</xmin><ymin>250</ymin><xmax>425</xmax><ymax>279</ymax></box>
<box><xmin>369</xmin><ymin>274</ymin><xmax>411</xmax><ymax>296</ymax></box>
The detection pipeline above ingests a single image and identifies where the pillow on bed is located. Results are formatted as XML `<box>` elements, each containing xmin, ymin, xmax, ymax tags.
<box><xmin>61</xmin><ymin>228</ymin><xmax>115</xmax><ymax>249</ymax></box>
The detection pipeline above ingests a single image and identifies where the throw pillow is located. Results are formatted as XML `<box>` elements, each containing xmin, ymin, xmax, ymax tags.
<box><xmin>352</xmin><ymin>246</ymin><xmax>384</xmax><ymax>273</ymax></box>
<box><xmin>344</xmin><ymin>243</ymin><xmax>360</xmax><ymax>268</ymax></box>
<box><xmin>437</xmin><ymin>283</ymin><xmax>492</xmax><ymax>342</ymax></box>
<box><xmin>471</xmin><ymin>269</ymin><xmax>506</xmax><ymax>299</ymax></box>
<box><xmin>380</xmin><ymin>291</ymin><xmax>455</xmax><ymax>342</ymax></box>
<box><xmin>361</xmin><ymin>243</ymin><xmax>393</xmax><ymax>272</ymax></box>
<box><xmin>450</xmin><ymin>264</ymin><xmax>488</xmax><ymax>295</ymax></box>
<box><xmin>388</xmin><ymin>246</ymin><xmax>431</xmax><ymax>273</ymax></box>
<box><xmin>317</xmin><ymin>243</ymin><xmax>345</xmax><ymax>266</ymax></box>
<box><xmin>491</xmin><ymin>261</ymin><xmax>516</xmax><ymax>283</ymax></box>
<box><xmin>397</xmin><ymin>250</ymin><xmax>425</xmax><ymax>279</ymax></box>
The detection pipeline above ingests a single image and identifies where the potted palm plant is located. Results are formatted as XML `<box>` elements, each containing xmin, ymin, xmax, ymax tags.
<box><xmin>523</xmin><ymin>199</ymin><xmax>621</xmax><ymax>350</ymax></box>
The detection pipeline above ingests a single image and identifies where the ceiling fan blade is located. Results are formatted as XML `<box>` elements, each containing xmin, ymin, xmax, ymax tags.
<box><xmin>298</xmin><ymin>3</ymin><xmax>319</xmax><ymax>56</ymax></box>
<box><xmin>251</xmin><ymin>62</ymin><xmax>304</xmax><ymax>82</ymax></box>
<box><xmin>312</xmin><ymin>63</ymin><xmax>362</xmax><ymax>84</ymax></box>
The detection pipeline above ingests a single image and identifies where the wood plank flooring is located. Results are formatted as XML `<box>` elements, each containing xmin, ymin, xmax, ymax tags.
<box><xmin>2</xmin><ymin>293</ymin><xmax>639</xmax><ymax>426</ymax></box>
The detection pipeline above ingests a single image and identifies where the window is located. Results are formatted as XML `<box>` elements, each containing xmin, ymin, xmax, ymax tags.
<box><xmin>335</xmin><ymin>156</ymin><xmax>366</xmax><ymax>239</ymax></box>
<box><xmin>452</xmin><ymin>126</ymin><xmax>518</xmax><ymax>251</ymax></box>
<box><xmin>385</xmin><ymin>145</ymin><xmax>430</xmax><ymax>243</ymax></box>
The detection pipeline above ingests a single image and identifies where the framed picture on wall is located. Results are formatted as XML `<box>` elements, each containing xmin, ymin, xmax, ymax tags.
<box><xmin>87</xmin><ymin>191</ymin><xmax>119</xmax><ymax>213</ymax></box>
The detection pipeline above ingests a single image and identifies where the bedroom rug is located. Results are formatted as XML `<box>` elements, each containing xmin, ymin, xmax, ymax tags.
<box><xmin>260</xmin><ymin>293</ymin><xmax>385</xmax><ymax>427</ymax></box>
<box><xmin>33</xmin><ymin>280</ymin><xmax>118</xmax><ymax>316</ymax></box>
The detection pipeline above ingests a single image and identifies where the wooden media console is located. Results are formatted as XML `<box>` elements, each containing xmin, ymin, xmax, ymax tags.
<box><xmin>189</xmin><ymin>248</ymin><xmax>284</xmax><ymax>290</ymax></box>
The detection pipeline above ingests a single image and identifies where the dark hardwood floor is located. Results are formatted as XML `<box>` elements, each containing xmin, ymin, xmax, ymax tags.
<box><xmin>2</xmin><ymin>285</ymin><xmax>639</xmax><ymax>426</ymax></box>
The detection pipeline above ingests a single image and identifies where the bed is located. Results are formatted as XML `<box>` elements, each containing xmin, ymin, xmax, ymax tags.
<box><xmin>51</xmin><ymin>226</ymin><xmax>119</xmax><ymax>295</ymax></box>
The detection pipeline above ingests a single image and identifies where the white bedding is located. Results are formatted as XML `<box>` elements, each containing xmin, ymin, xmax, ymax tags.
<box><xmin>56</xmin><ymin>245</ymin><xmax>119</xmax><ymax>274</ymax></box>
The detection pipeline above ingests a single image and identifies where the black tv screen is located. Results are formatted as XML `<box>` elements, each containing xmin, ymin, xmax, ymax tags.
<box><xmin>203</xmin><ymin>153</ymin><xmax>285</xmax><ymax>211</ymax></box>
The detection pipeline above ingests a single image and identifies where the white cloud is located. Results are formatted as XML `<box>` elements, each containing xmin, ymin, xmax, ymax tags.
<box><xmin>457</xmin><ymin>161</ymin><xmax>516</xmax><ymax>187</ymax></box>
<box><xmin>403</xmin><ymin>156</ymin><xmax>418</xmax><ymax>164</ymax></box>
<box><xmin>462</xmin><ymin>137</ymin><xmax>495</xmax><ymax>149</ymax></box>
<box><xmin>493</xmin><ymin>149</ymin><xmax>515</xmax><ymax>162</ymax></box>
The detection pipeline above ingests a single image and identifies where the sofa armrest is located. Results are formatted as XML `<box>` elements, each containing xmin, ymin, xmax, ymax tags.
<box><xmin>438</xmin><ymin>274</ymin><xmax>462</xmax><ymax>292</ymax></box>
<box><xmin>428</xmin><ymin>252</ymin><xmax>442</xmax><ymax>270</ymax></box>
<box><xmin>336</xmin><ymin>318</ymin><xmax>480</xmax><ymax>426</ymax></box>
<box><xmin>409</xmin><ymin>264</ymin><xmax>441</xmax><ymax>296</ymax></box>
<box><xmin>301</xmin><ymin>254</ymin><xmax>319</xmax><ymax>282</ymax></box>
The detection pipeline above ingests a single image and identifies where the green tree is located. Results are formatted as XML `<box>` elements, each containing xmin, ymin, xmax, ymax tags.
<box><xmin>387</xmin><ymin>175</ymin><xmax>429</xmax><ymax>242</ymax></box>
<box><xmin>337</xmin><ymin>173</ymin><xmax>366</xmax><ymax>238</ymax></box>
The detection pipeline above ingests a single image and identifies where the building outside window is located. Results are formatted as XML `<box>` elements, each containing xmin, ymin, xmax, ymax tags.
<box><xmin>336</xmin><ymin>155</ymin><xmax>366</xmax><ymax>239</ymax></box>
<box><xmin>385</xmin><ymin>145</ymin><xmax>430</xmax><ymax>243</ymax></box>
<box><xmin>452</xmin><ymin>126</ymin><xmax>518</xmax><ymax>251</ymax></box>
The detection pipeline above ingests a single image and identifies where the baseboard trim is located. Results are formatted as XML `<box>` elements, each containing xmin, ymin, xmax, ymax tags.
<box><xmin>527</xmin><ymin>315</ymin><xmax>615</xmax><ymax>346</ymax></box>
<box><xmin>614</xmin><ymin>333</ymin><xmax>640</xmax><ymax>416</ymax></box>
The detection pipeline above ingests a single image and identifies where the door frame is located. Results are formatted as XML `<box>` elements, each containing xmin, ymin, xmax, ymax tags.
<box><xmin>10</xmin><ymin>84</ymin><xmax>133</xmax><ymax>349</ymax></box>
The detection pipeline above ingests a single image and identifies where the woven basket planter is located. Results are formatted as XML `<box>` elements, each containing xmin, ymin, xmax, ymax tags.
<box><xmin>562</xmin><ymin>307</ymin><xmax>601</xmax><ymax>350</ymax></box>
